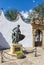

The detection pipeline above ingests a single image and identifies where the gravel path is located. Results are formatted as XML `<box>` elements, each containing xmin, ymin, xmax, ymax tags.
<box><xmin>0</xmin><ymin>47</ymin><xmax>44</xmax><ymax>65</ymax></box>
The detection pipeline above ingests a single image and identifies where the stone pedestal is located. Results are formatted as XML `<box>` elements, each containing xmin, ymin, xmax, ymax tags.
<box><xmin>10</xmin><ymin>43</ymin><xmax>22</xmax><ymax>55</ymax></box>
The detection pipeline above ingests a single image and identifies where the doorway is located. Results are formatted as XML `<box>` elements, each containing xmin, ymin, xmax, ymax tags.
<box><xmin>34</xmin><ymin>29</ymin><xmax>42</xmax><ymax>47</ymax></box>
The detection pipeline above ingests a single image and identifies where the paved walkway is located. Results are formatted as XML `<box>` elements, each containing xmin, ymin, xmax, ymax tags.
<box><xmin>0</xmin><ymin>47</ymin><xmax>44</xmax><ymax>65</ymax></box>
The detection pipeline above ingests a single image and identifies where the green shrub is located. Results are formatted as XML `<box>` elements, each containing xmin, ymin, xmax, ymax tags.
<box><xmin>16</xmin><ymin>51</ymin><xmax>26</xmax><ymax>59</ymax></box>
<box><xmin>16</xmin><ymin>51</ymin><xmax>24</xmax><ymax>56</ymax></box>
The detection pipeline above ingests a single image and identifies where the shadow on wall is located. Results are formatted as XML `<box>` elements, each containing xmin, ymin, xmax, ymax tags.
<box><xmin>0</xmin><ymin>32</ymin><xmax>10</xmax><ymax>49</ymax></box>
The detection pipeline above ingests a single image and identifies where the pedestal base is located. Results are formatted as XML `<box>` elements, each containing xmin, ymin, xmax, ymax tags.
<box><xmin>10</xmin><ymin>43</ymin><xmax>22</xmax><ymax>55</ymax></box>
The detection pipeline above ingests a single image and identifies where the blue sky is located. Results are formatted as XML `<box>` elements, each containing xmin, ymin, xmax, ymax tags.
<box><xmin>0</xmin><ymin>0</ymin><xmax>44</xmax><ymax>12</ymax></box>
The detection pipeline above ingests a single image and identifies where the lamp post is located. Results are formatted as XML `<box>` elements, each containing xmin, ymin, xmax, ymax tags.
<box><xmin>1</xmin><ymin>51</ymin><xmax>3</xmax><ymax>63</ymax></box>
<box><xmin>34</xmin><ymin>33</ymin><xmax>37</xmax><ymax>57</ymax></box>
<box><xmin>35</xmin><ymin>47</ymin><xmax>37</xmax><ymax>57</ymax></box>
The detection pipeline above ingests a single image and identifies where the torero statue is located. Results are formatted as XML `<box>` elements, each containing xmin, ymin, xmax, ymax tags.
<box><xmin>12</xmin><ymin>25</ymin><xmax>21</xmax><ymax>44</ymax></box>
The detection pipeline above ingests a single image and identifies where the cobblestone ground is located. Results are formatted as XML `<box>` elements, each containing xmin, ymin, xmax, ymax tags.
<box><xmin>0</xmin><ymin>47</ymin><xmax>44</xmax><ymax>65</ymax></box>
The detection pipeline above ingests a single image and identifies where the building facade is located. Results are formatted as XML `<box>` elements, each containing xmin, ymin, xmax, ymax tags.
<box><xmin>32</xmin><ymin>17</ymin><xmax>44</xmax><ymax>48</ymax></box>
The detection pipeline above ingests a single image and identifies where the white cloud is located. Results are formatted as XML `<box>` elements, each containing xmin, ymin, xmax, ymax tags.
<box><xmin>20</xmin><ymin>11</ymin><xmax>28</xmax><ymax>18</ymax></box>
<box><xmin>33</xmin><ymin>0</ymin><xmax>35</xmax><ymax>3</ymax></box>
<box><xmin>29</xmin><ymin>9</ymin><xmax>32</xmax><ymax>12</ymax></box>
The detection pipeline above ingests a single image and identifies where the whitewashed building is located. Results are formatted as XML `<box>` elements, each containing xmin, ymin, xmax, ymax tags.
<box><xmin>0</xmin><ymin>10</ymin><xmax>33</xmax><ymax>48</ymax></box>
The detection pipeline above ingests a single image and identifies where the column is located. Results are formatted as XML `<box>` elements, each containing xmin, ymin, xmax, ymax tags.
<box><xmin>32</xmin><ymin>28</ymin><xmax>35</xmax><ymax>47</ymax></box>
<box><xmin>42</xmin><ymin>31</ymin><xmax>44</xmax><ymax>48</ymax></box>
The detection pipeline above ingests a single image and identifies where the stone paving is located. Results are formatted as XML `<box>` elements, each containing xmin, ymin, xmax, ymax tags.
<box><xmin>0</xmin><ymin>47</ymin><xmax>44</xmax><ymax>65</ymax></box>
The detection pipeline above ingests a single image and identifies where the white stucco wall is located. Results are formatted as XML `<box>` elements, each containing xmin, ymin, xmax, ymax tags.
<box><xmin>0</xmin><ymin>10</ymin><xmax>33</xmax><ymax>48</ymax></box>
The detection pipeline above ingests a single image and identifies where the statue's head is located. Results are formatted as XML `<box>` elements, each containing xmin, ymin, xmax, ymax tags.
<box><xmin>17</xmin><ymin>25</ymin><xmax>20</xmax><ymax>28</ymax></box>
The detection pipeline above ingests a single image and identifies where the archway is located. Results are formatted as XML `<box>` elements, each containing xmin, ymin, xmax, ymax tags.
<box><xmin>34</xmin><ymin>29</ymin><xmax>42</xmax><ymax>47</ymax></box>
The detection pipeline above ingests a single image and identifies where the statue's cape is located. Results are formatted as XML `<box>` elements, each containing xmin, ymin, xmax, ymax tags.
<box><xmin>18</xmin><ymin>34</ymin><xmax>25</xmax><ymax>42</ymax></box>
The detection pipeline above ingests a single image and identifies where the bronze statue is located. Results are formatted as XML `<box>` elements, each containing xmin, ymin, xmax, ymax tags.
<box><xmin>12</xmin><ymin>25</ymin><xmax>21</xmax><ymax>43</ymax></box>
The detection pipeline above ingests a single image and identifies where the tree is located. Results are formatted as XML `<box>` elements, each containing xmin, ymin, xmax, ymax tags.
<box><xmin>5</xmin><ymin>9</ymin><xmax>18</xmax><ymax>21</ymax></box>
<box><xmin>27</xmin><ymin>3</ymin><xmax>44</xmax><ymax>23</ymax></box>
<box><xmin>34</xmin><ymin>3</ymin><xmax>44</xmax><ymax>20</ymax></box>
<box><xmin>28</xmin><ymin>10</ymin><xmax>39</xmax><ymax>23</ymax></box>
